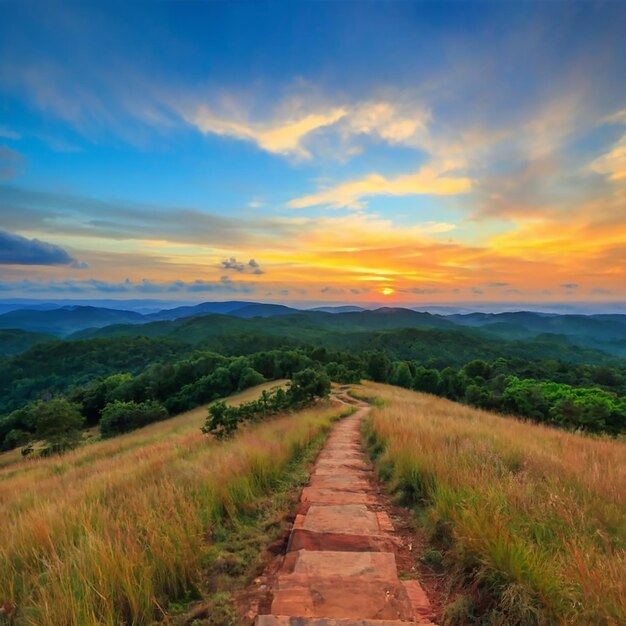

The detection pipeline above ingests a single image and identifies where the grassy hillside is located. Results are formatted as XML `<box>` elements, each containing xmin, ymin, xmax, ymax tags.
<box><xmin>360</xmin><ymin>382</ymin><xmax>626</xmax><ymax>626</ymax></box>
<box><xmin>0</xmin><ymin>384</ymin><xmax>346</xmax><ymax>625</ymax></box>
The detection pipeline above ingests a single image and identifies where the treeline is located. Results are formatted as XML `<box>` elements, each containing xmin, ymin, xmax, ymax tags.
<box><xmin>203</xmin><ymin>368</ymin><xmax>331</xmax><ymax>439</ymax></box>
<box><xmin>1</xmin><ymin>345</ymin><xmax>625</xmax><ymax>453</ymax></box>
<box><xmin>0</xmin><ymin>337</ymin><xmax>190</xmax><ymax>416</ymax></box>
<box><xmin>2</xmin><ymin>322</ymin><xmax>620</xmax><ymax>418</ymax></box>
<box><xmin>318</xmin><ymin>349</ymin><xmax>626</xmax><ymax>434</ymax></box>
<box><xmin>376</xmin><ymin>358</ymin><xmax>626</xmax><ymax>434</ymax></box>
<box><xmin>0</xmin><ymin>349</ymin><xmax>325</xmax><ymax>451</ymax></box>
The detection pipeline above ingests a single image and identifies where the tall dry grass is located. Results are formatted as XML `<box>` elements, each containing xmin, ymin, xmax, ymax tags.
<box><xmin>0</xmin><ymin>382</ymin><xmax>339</xmax><ymax>626</ymax></box>
<box><xmin>359</xmin><ymin>382</ymin><xmax>626</xmax><ymax>626</ymax></box>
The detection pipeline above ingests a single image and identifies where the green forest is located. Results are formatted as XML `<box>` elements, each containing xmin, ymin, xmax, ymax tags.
<box><xmin>1</xmin><ymin>307</ymin><xmax>625</xmax><ymax>454</ymax></box>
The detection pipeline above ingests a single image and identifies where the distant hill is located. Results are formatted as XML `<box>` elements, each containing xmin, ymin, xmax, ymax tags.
<box><xmin>447</xmin><ymin>311</ymin><xmax>626</xmax><ymax>356</ymax></box>
<box><xmin>228</xmin><ymin>303</ymin><xmax>299</xmax><ymax>318</ymax></box>
<box><xmin>0</xmin><ymin>306</ymin><xmax>145</xmax><ymax>337</ymax></box>
<box><xmin>309</xmin><ymin>305</ymin><xmax>366</xmax><ymax>313</ymax></box>
<box><xmin>73</xmin><ymin>307</ymin><xmax>456</xmax><ymax>341</ymax></box>
<box><xmin>69</xmin><ymin>307</ymin><xmax>616</xmax><ymax>365</ymax></box>
<box><xmin>2</xmin><ymin>300</ymin><xmax>625</xmax><ymax>357</ymax></box>
<box><xmin>146</xmin><ymin>300</ymin><xmax>294</xmax><ymax>321</ymax></box>
<box><xmin>0</xmin><ymin>329</ymin><xmax>57</xmax><ymax>355</ymax></box>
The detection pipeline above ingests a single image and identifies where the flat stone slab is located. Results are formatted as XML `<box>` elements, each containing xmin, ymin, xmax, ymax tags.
<box><xmin>288</xmin><ymin>529</ymin><xmax>399</xmax><ymax>554</ymax></box>
<box><xmin>258</xmin><ymin>617</ymin><xmax>430</xmax><ymax>626</ymax></box>
<box><xmin>303</xmin><ymin>505</ymin><xmax>381</xmax><ymax>535</ymax></box>
<box><xmin>284</xmin><ymin>550</ymin><xmax>398</xmax><ymax>580</ymax></box>
<box><xmin>316</xmin><ymin>453</ymin><xmax>365</xmax><ymax>464</ymax></box>
<box><xmin>402</xmin><ymin>581</ymin><xmax>434</xmax><ymax>623</ymax></box>
<box><xmin>271</xmin><ymin>577</ymin><xmax>415</xmax><ymax>621</ymax></box>
<box><xmin>307</xmin><ymin>475</ymin><xmax>373</xmax><ymax>492</ymax></box>
<box><xmin>312</xmin><ymin>466</ymin><xmax>372</xmax><ymax>477</ymax></box>
<box><xmin>315</xmin><ymin>458</ymin><xmax>370</xmax><ymax>473</ymax></box>
<box><xmin>301</xmin><ymin>487</ymin><xmax>377</xmax><ymax>507</ymax></box>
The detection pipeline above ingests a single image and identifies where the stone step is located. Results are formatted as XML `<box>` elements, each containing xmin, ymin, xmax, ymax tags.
<box><xmin>257</xmin><ymin>616</ymin><xmax>432</xmax><ymax>626</ymax></box>
<box><xmin>299</xmin><ymin>504</ymin><xmax>388</xmax><ymax>535</ymax></box>
<box><xmin>307</xmin><ymin>475</ymin><xmax>374</xmax><ymax>492</ymax></box>
<box><xmin>288</xmin><ymin>528</ymin><xmax>400</xmax><ymax>553</ymax></box>
<box><xmin>301</xmin><ymin>487</ymin><xmax>377</xmax><ymax>507</ymax></box>
<box><xmin>281</xmin><ymin>550</ymin><xmax>398</xmax><ymax>580</ymax></box>
<box><xmin>269</xmin><ymin>577</ymin><xmax>415</xmax><ymax>621</ymax></box>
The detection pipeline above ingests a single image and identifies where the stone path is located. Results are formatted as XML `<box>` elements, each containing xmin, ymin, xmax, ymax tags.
<box><xmin>256</xmin><ymin>401</ymin><xmax>435</xmax><ymax>626</ymax></box>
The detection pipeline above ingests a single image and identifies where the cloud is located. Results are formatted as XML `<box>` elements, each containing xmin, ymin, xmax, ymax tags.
<box><xmin>221</xmin><ymin>257</ymin><xmax>245</xmax><ymax>272</ymax></box>
<box><xmin>0</xmin><ymin>184</ymin><xmax>303</xmax><ymax>247</ymax></box>
<box><xmin>288</xmin><ymin>165</ymin><xmax>472</xmax><ymax>209</ymax></box>
<box><xmin>340</xmin><ymin>101</ymin><xmax>430</xmax><ymax>144</ymax></box>
<box><xmin>182</xmin><ymin>90</ymin><xmax>434</xmax><ymax>161</ymax></box>
<box><xmin>486</xmin><ymin>282</ymin><xmax>510</xmax><ymax>288</ymax></box>
<box><xmin>221</xmin><ymin>257</ymin><xmax>264</xmax><ymax>275</ymax></box>
<box><xmin>248</xmin><ymin>258</ymin><xmax>264</xmax><ymax>275</ymax></box>
<box><xmin>0</xmin><ymin>277</ymin><xmax>255</xmax><ymax>296</ymax></box>
<box><xmin>0</xmin><ymin>230</ymin><xmax>82</xmax><ymax>266</ymax></box>
<box><xmin>0</xmin><ymin>146</ymin><xmax>25</xmax><ymax>180</ymax></box>
<box><xmin>561</xmin><ymin>283</ymin><xmax>579</xmax><ymax>289</ymax></box>
<box><xmin>0</xmin><ymin>127</ymin><xmax>20</xmax><ymax>140</ymax></box>
<box><xmin>398</xmin><ymin>287</ymin><xmax>440</xmax><ymax>294</ymax></box>
<box><xmin>188</xmin><ymin>105</ymin><xmax>347</xmax><ymax>159</ymax></box>
<box><xmin>591</xmin><ymin>134</ymin><xmax>626</xmax><ymax>182</ymax></box>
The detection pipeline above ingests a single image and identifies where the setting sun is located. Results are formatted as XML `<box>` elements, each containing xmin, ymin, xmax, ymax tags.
<box><xmin>381</xmin><ymin>288</ymin><xmax>395</xmax><ymax>296</ymax></box>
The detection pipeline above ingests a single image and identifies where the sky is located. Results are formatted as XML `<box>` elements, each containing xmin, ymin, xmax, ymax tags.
<box><xmin>0</xmin><ymin>0</ymin><xmax>625</xmax><ymax>308</ymax></box>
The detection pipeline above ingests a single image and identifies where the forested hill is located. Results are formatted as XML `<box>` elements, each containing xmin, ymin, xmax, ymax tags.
<box><xmin>69</xmin><ymin>308</ymin><xmax>625</xmax><ymax>359</ymax></box>
<box><xmin>1</xmin><ymin>303</ymin><xmax>625</xmax><ymax>451</ymax></box>
<box><xmin>1</xmin><ymin>302</ymin><xmax>625</xmax><ymax>357</ymax></box>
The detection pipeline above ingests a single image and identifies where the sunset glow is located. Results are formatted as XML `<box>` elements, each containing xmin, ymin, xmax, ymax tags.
<box><xmin>0</xmin><ymin>2</ymin><xmax>624</xmax><ymax>309</ymax></box>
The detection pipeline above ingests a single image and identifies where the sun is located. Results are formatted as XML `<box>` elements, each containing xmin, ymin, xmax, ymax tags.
<box><xmin>381</xmin><ymin>287</ymin><xmax>395</xmax><ymax>296</ymax></box>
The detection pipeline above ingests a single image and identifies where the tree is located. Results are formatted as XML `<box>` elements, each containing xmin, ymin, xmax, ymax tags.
<box><xmin>100</xmin><ymin>400</ymin><xmax>168</xmax><ymax>438</ymax></box>
<box><xmin>202</xmin><ymin>401</ymin><xmax>240</xmax><ymax>440</ymax></box>
<box><xmin>463</xmin><ymin>360</ymin><xmax>492</xmax><ymax>380</ymax></box>
<box><xmin>365</xmin><ymin>351</ymin><xmax>391</xmax><ymax>382</ymax></box>
<box><xmin>288</xmin><ymin>368</ymin><xmax>331</xmax><ymax>403</ymax></box>
<box><xmin>32</xmin><ymin>399</ymin><xmax>84</xmax><ymax>455</ymax></box>
<box><xmin>237</xmin><ymin>367</ymin><xmax>265</xmax><ymax>391</ymax></box>
<box><xmin>390</xmin><ymin>361</ymin><xmax>414</xmax><ymax>389</ymax></box>
<box><xmin>413</xmin><ymin>367</ymin><xmax>441</xmax><ymax>394</ymax></box>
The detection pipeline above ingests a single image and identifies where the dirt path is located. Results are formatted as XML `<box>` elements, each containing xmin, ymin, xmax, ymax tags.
<box><xmin>254</xmin><ymin>398</ymin><xmax>436</xmax><ymax>625</ymax></box>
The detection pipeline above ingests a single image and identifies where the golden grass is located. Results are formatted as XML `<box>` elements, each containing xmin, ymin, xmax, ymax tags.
<box><xmin>359</xmin><ymin>382</ymin><xmax>626</xmax><ymax>626</ymax></box>
<box><xmin>0</xmin><ymin>381</ymin><xmax>342</xmax><ymax>626</ymax></box>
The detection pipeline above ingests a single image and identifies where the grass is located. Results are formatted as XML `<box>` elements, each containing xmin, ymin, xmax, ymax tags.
<box><xmin>0</xmin><ymin>381</ymin><xmax>345</xmax><ymax>626</ymax></box>
<box><xmin>358</xmin><ymin>381</ymin><xmax>626</xmax><ymax>626</ymax></box>
<box><xmin>0</xmin><ymin>380</ymin><xmax>288</xmax><ymax>475</ymax></box>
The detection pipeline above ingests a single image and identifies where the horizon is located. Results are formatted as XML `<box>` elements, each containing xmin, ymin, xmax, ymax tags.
<box><xmin>1</xmin><ymin>1</ymin><xmax>625</xmax><ymax>306</ymax></box>
<box><xmin>1</xmin><ymin>296</ymin><xmax>625</xmax><ymax>316</ymax></box>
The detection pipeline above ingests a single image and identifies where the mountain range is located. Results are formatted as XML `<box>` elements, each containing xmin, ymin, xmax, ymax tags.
<box><xmin>0</xmin><ymin>300</ymin><xmax>624</xmax><ymax>358</ymax></box>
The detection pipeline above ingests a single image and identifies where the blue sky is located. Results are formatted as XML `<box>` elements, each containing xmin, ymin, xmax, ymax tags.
<box><xmin>0</xmin><ymin>0</ymin><xmax>625</xmax><ymax>305</ymax></box>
